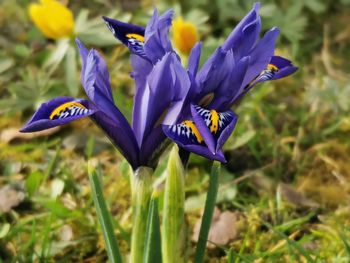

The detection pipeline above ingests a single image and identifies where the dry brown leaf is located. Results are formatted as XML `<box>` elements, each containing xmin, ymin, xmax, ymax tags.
<box><xmin>0</xmin><ymin>185</ymin><xmax>25</xmax><ymax>213</ymax></box>
<box><xmin>192</xmin><ymin>207</ymin><xmax>239</xmax><ymax>249</ymax></box>
<box><xmin>278</xmin><ymin>183</ymin><xmax>319</xmax><ymax>208</ymax></box>
<box><xmin>0</xmin><ymin>127</ymin><xmax>60</xmax><ymax>143</ymax></box>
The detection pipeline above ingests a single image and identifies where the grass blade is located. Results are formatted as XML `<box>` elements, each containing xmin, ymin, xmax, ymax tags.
<box><xmin>194</xmin><ymin>161</ymin><xmax>221</xmax><ymax>263</ymax></box>
<box><xmin>143</xmin><ymin>192</ymin><xmax>162</xmax><ymax>263</ymax></box>
<box><xmin>88</xmin><ymin>163</ymin><xmax>123</xmax><ymax>263</ymax></box>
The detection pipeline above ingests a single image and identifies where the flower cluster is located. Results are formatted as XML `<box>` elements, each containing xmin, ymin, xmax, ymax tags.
<box><xmin>21</xmin><ymin>3</ymin><xmax>297</xmax><ymax>170</ymax></box>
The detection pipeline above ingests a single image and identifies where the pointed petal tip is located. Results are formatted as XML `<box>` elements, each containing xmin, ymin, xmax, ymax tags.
<box><xmin>253</xmin><ymin>2</ymin><xmax>261</xmax><ymax>11</ymax></box>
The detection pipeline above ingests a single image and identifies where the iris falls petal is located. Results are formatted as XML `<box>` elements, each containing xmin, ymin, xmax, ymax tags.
<box><xmin>21</xmin><ymin>97</ymin><xmax>95</xmax><ymax>132</ymax></box>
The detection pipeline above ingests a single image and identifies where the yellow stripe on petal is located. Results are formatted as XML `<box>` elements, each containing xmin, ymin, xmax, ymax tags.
<box><xmin>209</xmin><ymin>110</ymin><xmax>219</xmax><ymax>134</ymax></box>
<box><xmin>182</xmin><ymin>120</ymin><xmax>203</xmax><ymax>143</ymax></box>
<box><xmin>126</xmin><ymin>33</ymin><xmax>145</xmax><ymax>43</ymax></box>
<box><xmin>50</xmin><ymin>101</ymin><xmax>86</xmax><ymax>119</ymax></box>
<box><xmin>267</xmin><ymin>63</ymin><xmax>279</xmax><ymax>72</ymax></box>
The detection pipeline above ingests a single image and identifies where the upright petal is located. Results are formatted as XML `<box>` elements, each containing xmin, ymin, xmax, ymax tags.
<box><xmin>187</xmin><ymin>42</ymin><xmax>202</xmax><ymax>78</ymax></box>
<box><xmin>20</xmin><ymin>97</ymin><xmax>95</xmax><ymax>132</ymax></box>
<box><xmin>221</xmin><ymin>3</ymin><xmax>261</xmax><ymax>52</ymax></box>
<box><xmin>132</xmin><ymin>52</ymin><xmax>190</xmax><ymax>147</ymax></box>
<box><xmin>210</xmin><ymin>56</ymin><xmax>250</xmax><ymax>110</ymax></box>
<box><xmin>76</xmin><ymin>39</ymin><xmax>114</xmax><ymax>102</ymax></box>
<box><xmin>77</xmin><ymin>41</ymin><xmax>140</xmax><ymax>168</ymax></box>
<box><xmin>144</xmin><ymin>9</ymin><xmax>174</xmax><ymax>63</ymax></box>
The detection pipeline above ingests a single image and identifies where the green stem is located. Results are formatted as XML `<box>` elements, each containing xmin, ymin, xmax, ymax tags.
<box><xmin>194</xmin><ymin>161</ymin><xmax>221</xmax><ymax>263</ymax></box>
<box><xmin>88</xmin><ymin>163</ymin><xmax>123</xmax><ymax>263</ymax></box>
<box><xmin>130</xmin><ymin>167</ymin><xmax>153</xmax><ymax>263</ymax></box>
<box><xmin>143</xmin><ymin>192</ymin><xmax>162</xmax><ymax>263</ymax></box>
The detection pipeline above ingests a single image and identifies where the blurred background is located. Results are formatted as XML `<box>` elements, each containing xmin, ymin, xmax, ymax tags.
<box><xmin>0</xmin><ymin>0</ymin><xmax>350</xmax><ymax>261</ymax></box>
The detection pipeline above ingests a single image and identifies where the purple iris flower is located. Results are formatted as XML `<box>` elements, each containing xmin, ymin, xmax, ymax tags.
<box><xmin>21</xmin><ymin>11</ymin><xmax>190</xmax><ymax>170</ymax></box>
<box><xmin>104</xmin><ymin>3</ymin><xmax>297</xmax><ymax>163</ymax></box>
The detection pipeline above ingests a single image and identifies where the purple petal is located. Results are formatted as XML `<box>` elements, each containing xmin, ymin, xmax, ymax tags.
<box><xmin>20</xmin><ymin>97</ymin><xmax>95</xmax><ymax>132</ymax></box>
<box><xmin>241</xmin><ymin>27</ymin><xmax>280</xmax><ymax>89</ymax></box>
<box><xmin>144</xmin><ymin>9</ymin><xmax>174</xmax><ymax>63</ymax></box>
<box><xmin>190</xmin><ymin>104</ymin><xmax>216</xmax><ymax>154</ymax></box>
<box><xmin>91</xmin><ymin>111</ymin><xmax>140</xmax><ymax>170</ymax></box>
<box><xmin>181</xmin><ymin>144</ymin><xmax>226</xmax><ymax>163</ymax></box>
<box><xmin>209</xmin><ymin>55</ymin><xmax>250</xmax><ymax>110</ymax></box>
<box><xmin>269</xmin><ymin>56</ymin><xmax>298</xmax><ymax>80</ymax></box>
<box><xmin>132</xmin><ymin>52</ymin><xmax>174</xmax><ymax>145</ymax></box>
<box><xmin>215</xmin><ymin>111</ymin><xmax>238</xmax><ymax>152</ymax></box>
<box><xmin>188</xmin><ymin>42</ymin><xmax>202</xmax><ymax>78</ymax></box>
<box><xmin>76</xmin><ymin>39</ymin><xmax>114</xmax><ymax>102</ymax></box>
<box><xmin>133</xmin><ymin>52</ymin><xmax>189</xmax><ymax>146</ymax></box>
<box><xmin>139</xmin><ymin>126</ymin><xmax>168</xmax><ymax>167</ymax></box>
<box><xmin>162</xmin><ymin>56</ymin><xmax>191</xmax><ymax>125</ymax></box>
<box><xmin>222</xmin><ymin>3</ymin><xmax>261</xmax><ymax>52</ymax></box>
<box><xmin>196</xmin><ymin>47</ymin><xmax>229</xmax><ymax>101</ymax></box>
<box><xmin>102</xmin><ymin>16</ymin><xmax>145</xmax><ymax>46</ymax></box>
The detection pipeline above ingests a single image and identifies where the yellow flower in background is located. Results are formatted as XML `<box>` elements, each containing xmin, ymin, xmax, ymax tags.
<box><xmin>172</xmin><ymin>17</ymin><xmax>198</xmax><ymax>55</ymax></box>
<box><xmin>29</xmin><ymin>0</ymin><xmax>74</xmax><ymax>40</ymax></box>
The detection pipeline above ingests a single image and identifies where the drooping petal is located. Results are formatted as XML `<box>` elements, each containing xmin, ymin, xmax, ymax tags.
<box><xmin>191</xmin><ymin>105</ymin><xmax>238</xmax><ymax>153</ymax></box>
<box><xmin>163</xmin><ymin>120</ymin><xmax>205</xmax><ymax>148</ymax></box>
<box><xmin>215</xmin><ymin>111</ymin><xmax>238</xmax><ymax>152</ymax></box>
<box><xmin>162</xmin><ymin>122</ymin><xmax>226</xmax><ymax>162</ymax></box>
<box><xmin>236</xmin><ymin>55</ymin><xmax>298</xmax><ymax>102</ymax></box>
<box><xmin>144</xmin><ymin>9</ymin><xmax>174</xmax><ymax>63</ymax></box>
<box><xmin>190</xmin><ymin>104</ymin><xmax>216</xmax><ymax>154</ymax></box>
<box><xmin>267</xmin><ymin>56</ymin><xmax>298</xmax><ymax>81</ymax></box>
<box><xmin>20</xmin><ymin>97</ymin><xmax>95</xmax><ymax>132</ymax></box>
<box><xmin>221</xmin><ymin>3</ymin><xmax>261</xmax><ymax>52</ymax></box>
<box><xmin>164</xmin><ymin>105</ymin><xmax>237</xmax><ymax>162</ymax></box>
<box><xmin>182</xmin><ymin>145</ymin><xmax>226</xmax><ymax>162</ymax></box>
<box><xmin>241</xmin><ymin>27</ymin><xmax>280</xmax><ymax>89</ymax></box>
<box><xmin>76</xmin><ymin>39</ymin><xmax>114</xmax><ymax>102</ymax></box>
<box><xmin>102</xmin><ymin>16</ymin><xmax>146</xmax><ymax>57</ymax></box>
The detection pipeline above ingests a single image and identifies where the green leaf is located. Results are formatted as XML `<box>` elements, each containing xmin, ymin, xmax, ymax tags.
<box><xmin>88</xmin><ymin>163</ymin><xmax>123</xmax><ymax>263</ymax></box>
<box><xmin>143</xmin><ymin>193</ymin><xmax>162</xmax><ymax>263</ymax></box>
<box><xmin>162</xmin><ymin>146</ymin><xmax>185</xmax><ymax>263</ymax></box>
<box><xmin>44</xmin><ymin>39</ymin><xmax>70</xmax><ymax>73</ymax></box>
<box><xmin>26</xmin><ymin>171</ymin><xmax>43</xmax><ymax>197</ymax></box>
<box><xmin>194</xmin><ymin>161</ymin><xmax>221</xmax><ymax>263</ymax></box>
<box><xmin>0</xmin><ymin>58</ymin><xmax>14</xmax><ymax>74</ymax></box>
<box><xmin>0</xmin><ymin>223</ymin><xmax>10</xmax><ymax>239</ymax></box>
